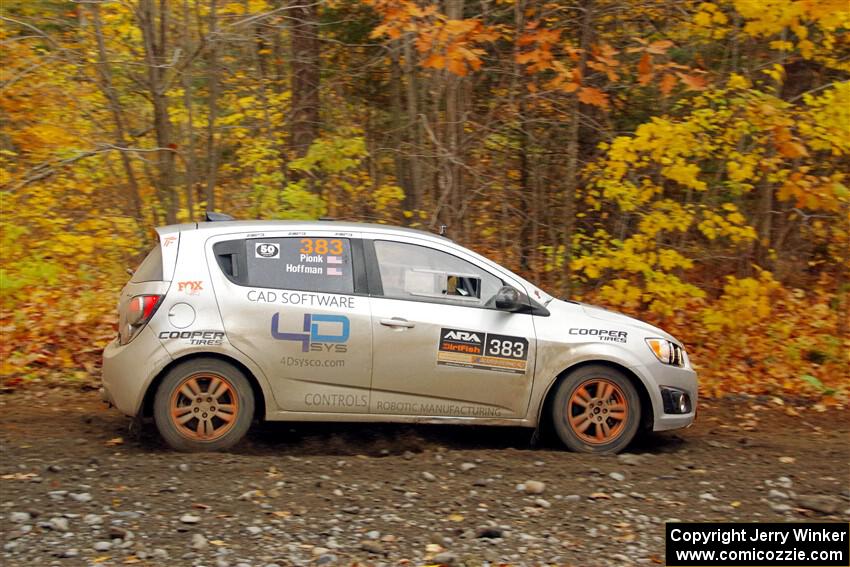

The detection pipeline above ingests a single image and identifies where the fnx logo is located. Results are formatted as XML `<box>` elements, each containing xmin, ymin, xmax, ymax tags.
<box><xmin>444</xmin><ymin>330</ymin><xmax>481</xmax><ymax>343</ymax></box>
<box><xmin>271</xmin><ymin>313</ymin><xmax>350</xmax><ymax>353</ymax></box>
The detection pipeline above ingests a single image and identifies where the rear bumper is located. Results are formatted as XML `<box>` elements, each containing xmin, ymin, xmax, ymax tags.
<box><xmin>101</xmin><ymin>327</ymin><xmax>172</xmax><ymax>416</ymax></box>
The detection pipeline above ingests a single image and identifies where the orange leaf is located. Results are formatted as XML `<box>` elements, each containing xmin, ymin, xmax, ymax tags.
<box><xmin>637</xmin><ymin>53</ymin><xmax>653</xmax><ymax>85</ymax></box>
<box><xmin>445</xmin><ymin>19</ymin><xmax>478</xmax><ymax>35</ymax></box>
<box><xmin>421</xmin><ymin>53</ymin><xmax>446</xmax><ymax>70</ymax></box>
<box><xmin>516</xmin><ymin>50</ymin><xmax>539</xmax><ymax>65</ymax></box>
<box><xmin>578</xmin><ymin>86</ymin><xmax>609</xmax><ymax>109</ymax></box>
<box><xmin>660</xmin><ymin>73</ymin><xmax>677</xmax><ymax>96</ymax></box>
<box><xmin>677</xmin><ymin>72</ymin><xmax>707</xmax><ymax>90</ymax></box>
<box><xmin>647</xmin><ymin>40</ymin><xmax>674</xmax><ymax>55</ymax></box>
<box><xmin>778</xmin><ymin>141</ymin><xmax>808</xmax><ymax>158</ymax></box>
<box><xmin>447</xmin><ymin>57</ymin><xmax>468</xmax><ymax>76</ymax></box>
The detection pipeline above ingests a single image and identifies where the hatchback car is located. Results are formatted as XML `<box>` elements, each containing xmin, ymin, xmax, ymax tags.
<box><xmin>101</xmin><ymin>216</ymin><xmax>697</xmax><ymax>453</ymax></box>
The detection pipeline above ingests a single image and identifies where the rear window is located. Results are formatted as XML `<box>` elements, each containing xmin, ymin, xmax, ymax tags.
<box><xmin>216</xmin><ymin>237</ymin><xmax>354</xmax><ymax>294</ymax></box>
<box><xmin>131</xmin><ymin>245</ymin><xmax>163</xmax><ymax>282</ymax></box>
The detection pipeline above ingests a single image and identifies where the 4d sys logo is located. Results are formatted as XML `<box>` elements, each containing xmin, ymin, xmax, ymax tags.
<box><xmin>271</xmin><ymin>312</ymin><xmax>349</xmax><ymax>353</ymax></box>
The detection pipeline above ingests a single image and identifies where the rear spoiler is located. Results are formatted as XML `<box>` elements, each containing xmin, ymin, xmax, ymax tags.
<box><xmin>205</xmin><ymin>211</ymin><xmax>234</xmax><ymax>222</ymax></box>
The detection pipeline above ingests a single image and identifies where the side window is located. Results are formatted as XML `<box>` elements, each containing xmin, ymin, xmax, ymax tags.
<box><xmin>373</xmin><ymin>240</ymin><xmax>502</xmax><ymax>307</ymax></box>
<box><xmin>239</xmin><ymin>237</ymin><xmax>354</xmax><ymax>294</ymax></box>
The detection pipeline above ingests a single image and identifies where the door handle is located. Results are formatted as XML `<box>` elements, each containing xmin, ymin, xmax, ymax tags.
<box><xmin>380</xmin><ymin>317</ymin><xmax>415</xmax><ymax>329</ymax></box>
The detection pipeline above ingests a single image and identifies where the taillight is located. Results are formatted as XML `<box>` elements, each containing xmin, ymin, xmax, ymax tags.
<box><xmin>128</xmin><ymin>295</ymin><xmax>160</xmax><ymax>325</ymax></box>
<box><xmin>120</xmin><ymin>294</ymin><xmax>163</xmax><ymax>344</ymax></box>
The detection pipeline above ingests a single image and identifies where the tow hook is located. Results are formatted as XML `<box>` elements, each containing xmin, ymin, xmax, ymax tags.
<box><xmin>99</xmin><ymin>387</ymin><xmax>113</xmax><ymax>408</ymax></box>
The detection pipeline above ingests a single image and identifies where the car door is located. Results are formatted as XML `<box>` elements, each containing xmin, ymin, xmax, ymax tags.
<box><xmin>208</xmin><ymin>231</ymin><xmax>372</xmax><ymax>413</ymax></box>
<box><xmin>366</xmin><ymin>236</ymin><xmax>537</xmax><ymax>419</ymax></box>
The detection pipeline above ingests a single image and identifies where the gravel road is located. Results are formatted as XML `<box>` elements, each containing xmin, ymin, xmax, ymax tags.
<box><xmin>1</xmin><ymin>387</ymin><xmax>848</xmax><ymax>566</ymax></box>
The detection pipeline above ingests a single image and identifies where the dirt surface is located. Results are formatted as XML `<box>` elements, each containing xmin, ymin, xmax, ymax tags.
<box><xmin>0</xmin><ymin>387</ymin><xmax>848</xmax><ymax>567</ymax></box>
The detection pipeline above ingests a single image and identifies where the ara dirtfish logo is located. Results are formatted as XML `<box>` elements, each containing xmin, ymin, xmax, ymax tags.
<box><xmin>271</xmin><ymin>312</ymin><xmax>349</xmax><ymax>353</ymax></box>
<box><xmin>439</xmin><ymin>327</ymin><xmax>484</xmax><ymax>356</ymax></box>
<box><xmin>443</xmin><ymin>330</ymin><xmax>482</xmax><ymax>343</ymax></box>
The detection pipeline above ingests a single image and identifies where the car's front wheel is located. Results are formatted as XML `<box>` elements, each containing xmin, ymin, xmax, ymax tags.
<box><xmin>551</xmin><ymin>365</ymin><xmax>640</xmax><ymax>454</ymax></box>
<box><xmin>153</xmin><ymin>358</ymin><xmax>254</xmax><ymax>452</ymax></box>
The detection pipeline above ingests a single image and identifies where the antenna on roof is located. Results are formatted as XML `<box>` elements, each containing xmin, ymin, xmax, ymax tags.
<box><xmin>205</xmin><ymin>211</ymin><xmax>234</xmax><ymax>222</ymax></box>
<box><xmin>439</xmin><ymin>224</ymin><xmax>448</xmax><ymax>236</ymax></box>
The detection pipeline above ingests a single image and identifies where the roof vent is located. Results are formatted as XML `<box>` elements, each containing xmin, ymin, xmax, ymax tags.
<box><xmin>205</xmin><ymin>211</ymin><xmax>234</xmax><ymax>222</ymax></box>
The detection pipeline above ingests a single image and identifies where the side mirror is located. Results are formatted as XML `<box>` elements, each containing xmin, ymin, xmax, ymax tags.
<box><xmin>493</xmin><ymin>286</ymin><xmax>523</xmax><ymax>312</ymax></box>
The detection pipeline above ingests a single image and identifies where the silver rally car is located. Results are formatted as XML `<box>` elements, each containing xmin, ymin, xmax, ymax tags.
<box><xmin>102</xmin><ymin>217</ymin><xmax>697</xmax><ymax>453</ymax></box>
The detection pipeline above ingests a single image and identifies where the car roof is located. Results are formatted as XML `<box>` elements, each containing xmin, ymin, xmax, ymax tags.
<box><xmin>155</xmin><ymin>219</ymin><xmax>555</xmax><ymax>304</ymax></box>
<box><xmin>157</xmin><ymin>220</ymin><xmax>450</xmax><ymax>242</ymax></box>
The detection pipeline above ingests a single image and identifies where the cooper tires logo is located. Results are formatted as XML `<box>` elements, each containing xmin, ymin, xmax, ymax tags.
<box><xmin>255</xmin><ymin>243</ymin><xmax>280</xmax><ymax>258</ymax></box>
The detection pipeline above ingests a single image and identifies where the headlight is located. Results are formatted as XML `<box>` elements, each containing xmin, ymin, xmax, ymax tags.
<box><xmin>646</xmin><ymin>338</ymin><xmax>685</xmax><ymax>367</ymax></box>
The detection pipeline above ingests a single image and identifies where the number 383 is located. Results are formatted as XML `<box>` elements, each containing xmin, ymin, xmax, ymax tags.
<box><xmin>299</xmin><ymin>238</ymin><xmax>343</xmax><ymax>255</ymax></box>
<box><xmin>487</xmin><ymin>338</ymin><xmax>525</xmax><ymax>359</ymax></box>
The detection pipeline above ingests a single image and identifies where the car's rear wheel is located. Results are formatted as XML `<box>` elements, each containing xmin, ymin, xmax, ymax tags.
<box><xmin>153</xmin><ymin>359</ymin><xmax>254</xmax><ymax>452</ymax></box>
<box><xmin>551</xmin><ymin>365</ymin><xmax>640</xmax><ymax>454</ymax></box>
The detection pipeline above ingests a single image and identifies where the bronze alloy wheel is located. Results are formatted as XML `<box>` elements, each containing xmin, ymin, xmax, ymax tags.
<box><xmin>567</xmin><ymin>378</ymin><xmax>628</xmax><ymax>445</ymax></box>
<box><xmin>169</xmin><ymin>372</ymin><xmax>239</xmax><ymax>442</ymax></box>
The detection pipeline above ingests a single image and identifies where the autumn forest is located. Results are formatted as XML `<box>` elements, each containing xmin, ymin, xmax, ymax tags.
<box><xmin>1</xmin><ymin>0</ymin><xmax>848</xmax><ymax>399</ymax></box>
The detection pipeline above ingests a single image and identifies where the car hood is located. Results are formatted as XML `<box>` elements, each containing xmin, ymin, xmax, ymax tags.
<box><xmin>548</xmin><ymin>299</ymin><xmax>678</xmax><ymax>343</ymax></box>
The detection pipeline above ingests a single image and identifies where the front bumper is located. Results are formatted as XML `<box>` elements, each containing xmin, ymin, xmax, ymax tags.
<box><xmin>633</xmin><ymin>362</ymin><xmax>698</xmax><ymax>431</ymax></box>
<box><xmin>101</xmin><ymin>326</ymin><xmax>172</xmax><ymax>416</ymax></box>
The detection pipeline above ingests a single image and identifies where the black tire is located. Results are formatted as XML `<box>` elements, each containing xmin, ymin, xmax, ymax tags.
<box><xmin>153</xmin><ymin>358</ymin><xmax>254</xmax><ymax>452</ymax></box>
<box><xmin>551</xmin><ymin>364</ymin><xmax>641</xmax><ymax>454</ymax></box>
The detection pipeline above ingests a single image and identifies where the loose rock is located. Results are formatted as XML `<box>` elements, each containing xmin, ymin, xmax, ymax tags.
<box><xmin>795</xmin><ymin>494</ymin><xmax>840</xmax><ymax>514</ymax></box>
<box><xmin>70</xmin><ymin>492</ymin><xmax>92</xmax><ymax>503</ymax></box>
<box><xmin>360</xmin><ymin>540</ymin><xmax>384</xmax><ymax>554</ymax></box>
<box><xmin>475</xmin><ymin>527</ymin><xmax>504</xmax><ymax>539</ymax></box>
<box><xmin>191</xmin><ymin>533</ymin><xmax>208</xmax><ymax>550</ymax></box>
<box><xmin>9</xmin><ymin>512</ymin><xmax>31</xmax><ymax>523</ymax></box>
<box><xmin>617</xmin><ymin>454</ymin><xmax>643</xmax><ymax>466</ymax></box>
<box><xmin>433</xmin><ymin>551</ymin><xmax>459</xmax><ymax>565</ymax></box>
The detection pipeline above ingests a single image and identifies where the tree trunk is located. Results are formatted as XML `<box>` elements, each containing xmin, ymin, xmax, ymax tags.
<box><xmin>90</xmin><ymin>3</ymin><xmax>144</xmax><ymax>223</ymax></box>
<box><xmin>204</xmin><ymin>0</ymin><xmax>221</xmax><ymax>211</ymax></box>
<box><xmin>138</xmin><ymin>0</ymin><xmax>178</xmax><ymax>224</ymax></box>
<box><xmin>444</xmin><ymin>0</ymin><xmax>465</xmax><ymax>239</ymax></box>
<box><xmin>753</xmin><ymin>176</ymin><xmax>774</xmax><ymax>270</ymax></box>
<box><xmin>562</xmin><ymin>0</ymin><xmax>594</xmax><ymax>296</ymax></box>
<box><xmin>289</xmin><ymin>0</ymin><xmax>320</xmax><ymax>161</ymax></box>
<box><xmin>389</xmin><ymin>41</ymin><xmax>413</xmax><ymax>214</ymax></box>
<box><xmin>180</xmin><ymin>0</ymin><xmax>197</xmax><ymax>218</ymax></box>
<box><xmin>402</xmin><ymin>33</ymin><xmax>424</xmax><ymax>214</ymax></box>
